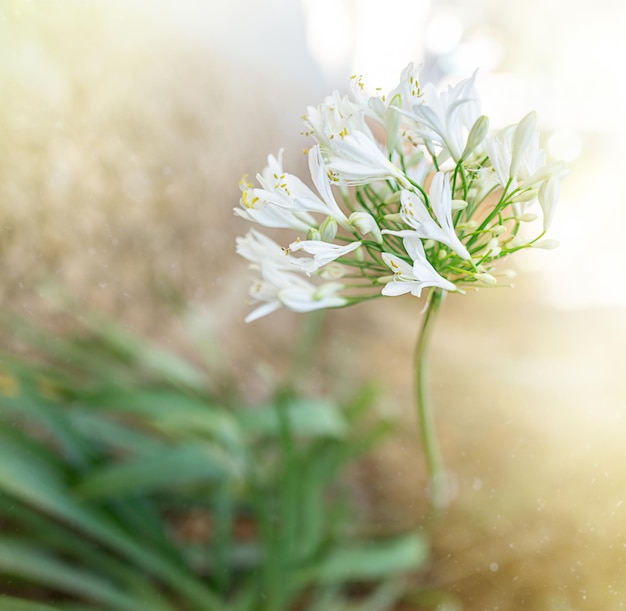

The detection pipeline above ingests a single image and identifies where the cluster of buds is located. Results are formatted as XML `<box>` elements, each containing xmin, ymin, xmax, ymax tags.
<box><xmin>235</xmin><ymin>64</ymin><xmax>566</xmax><ymax>322</ymax></box>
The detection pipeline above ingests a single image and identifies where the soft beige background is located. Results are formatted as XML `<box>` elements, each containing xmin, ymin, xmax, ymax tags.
<box><xmin>2</xmin><ymin>1</ymin><xmax>626</xmax><ymax>608</ymax></box>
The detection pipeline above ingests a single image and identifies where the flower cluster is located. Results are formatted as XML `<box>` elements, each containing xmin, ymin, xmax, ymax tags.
<box><xmin>235</xmin><ymin>64</ymin><xmax>566</xmax><ymax>322</ymax></box>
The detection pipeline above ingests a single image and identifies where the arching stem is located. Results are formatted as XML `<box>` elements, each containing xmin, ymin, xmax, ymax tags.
<box><xmin>414</xmin><ymin>288</ymin><xmax>449</xmax><ymax>517</ymax></box>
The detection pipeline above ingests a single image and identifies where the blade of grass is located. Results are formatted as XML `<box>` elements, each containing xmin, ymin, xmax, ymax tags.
<box><xmin>313</xmin><ymin>533</ymin><xmax>429</xmax><ymax>584</ymax></box>
<box><xmin>236</xmin><ymin>396</ymin><xmax>348</xmax><ymax>440</ymax></box>
<box><xmin>0</xmin><ymin>494</ymin><xmax>176</xmax><ymax>610</ymax></box>
<box><xmin>0</xmin><ymin>426</ymin><xmax>223</xmax><ymax>610</ymax></box>
<box><xmin>0</xmin><ymin>596</ymin><xmax>63</xmax><ymax>611</ymax></box>
<box><xmin>0</xmin><ymin>539</ymin><xmax>151</xmax><ymax>611</ymax></box>
<box><xmin>75</xmin><ymin>443</ymin><xmax>241</xmax><ymax>498</ymax></box>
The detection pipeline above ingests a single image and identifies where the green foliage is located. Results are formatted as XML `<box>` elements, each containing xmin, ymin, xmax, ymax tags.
<box><xmin>0</xmin><ymin>314</ymin><xmax>430</xmax><ymax>610</ymax></box>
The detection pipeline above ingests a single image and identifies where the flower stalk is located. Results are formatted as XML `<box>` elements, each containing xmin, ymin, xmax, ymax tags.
<box><xmin>414</xmin><ymin>288</ymin><xmax>448</xmax><ymax>517</ymax></box>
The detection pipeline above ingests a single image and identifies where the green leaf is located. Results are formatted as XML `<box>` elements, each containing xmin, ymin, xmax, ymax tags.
<box><xmin>75</xmin><ymin>443</ymin><xmax>242</xmax><ymax>498</ymax></box>
<box><xmin>77</xmin><ymin>389</ymin><xmax>244</xmax><ymax>454</ymax></box>
<box><xmin>0</xmin><ymin>540</ymin><xmax>146</xmax><ymax>611</ymax></box>
<box><xmin>0</xmin><ymin>596</ymin><xmax>62</xmax><ymax>611</ymax></box>
<box><xmin>0</xmin><ymin>427</ymin><xmax>222</xmax><ymax>610</ymax></box>
<box><xmin>237</xmin><ymin>397</ymin><xmax>348</xmax><ymax>439</ymax></box>
<box><xmin>316</xmin><ymin>534</ymin><xmax>429</xmax><ymax>583</ymax></box>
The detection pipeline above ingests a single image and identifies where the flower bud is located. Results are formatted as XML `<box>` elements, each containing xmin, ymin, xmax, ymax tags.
<box><xmin>307</xmin><ymin>228</ymin><xmax>321</xmax><ymax>241</ymax></box>
<box><xmin>475</xmin><ymin>272</ymin><xmax>497</xmax><ymax>284</ymax></box>
<box><xmin>451</xmin><ymin>199</ymin><xmax>468</xmax><ymax>211</ymax></box>
<box><xmin>487</xmin><ymin>238</ymin><xmax>501</xmax><ymax>257</ymax></box>
<box><xmin>349</xmin><ymin>211</ymin><xmax>382</xmax><ymax>243</ymax></box>
<box><xmin>507</xmin><ymin>236</ymin><xmax>526</xmax><ymax>248</ymax></box>
<box><xmin>383</xmin><ymin>191</ymin><xmax>402</xmax><ymax>205</ymax></box>
<box><xmin>531</xmin><ymin>238</ymin><xmax>559</xmax><ymax>250</ymax></box>
<box><xmin>319</xmin><ymin>216</ymin><xmax>338</xmax><ymax>242</ymax></box>
<box><xmin>518</xmin><ymin>212</ymin><xmax>538</xmax><ymax>222</ymax></box>
<box><xmin>513</xmin><ymin>189</ymin><xmax>538</xmax><ymax>202</ymax></box>
<box><xmin>474</xmin><ymin>272</ymin><xmax>497</xmax><ymax>284</ymax></box>
<box><xmin>461</xmin><ymin>115</ymin><xmax>489</xmax><ymax>160</ymax></box>
<box><xmin>384</xmin><ymin>93</ymin><xmax>402</xmax><ymax>153</ymax></box>
<box><xmin>510</xmin><ymin>111</ymin><xmax>537</xmax><ymax>176</ymax></box>
<box><xmin>538</xmin><ymin>175</ymin><xmax>560</xmax><ymax>231</ymax></box>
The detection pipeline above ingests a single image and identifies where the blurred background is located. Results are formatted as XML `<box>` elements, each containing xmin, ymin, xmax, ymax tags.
<box><xmin>2</xmin><ymin>0</ymin><xmax>626</xmax><ymax>609</ymax></box>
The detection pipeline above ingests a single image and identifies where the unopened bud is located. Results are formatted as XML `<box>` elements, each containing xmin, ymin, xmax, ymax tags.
<box><xmin>319</xmin><ymin>216</ymin><xmax>338</xmax><ymax>242</ymax></box>
<box><xmin>451</xmin><ymin>199</ymin><xmax>468</xmax><ymax>211</ymax></box>
<box><xmin>510</xmin><ymin>111</ymin><xmax>537</xmax><ymax>176</ymax></box>
<box><xmin>518</xmin><ymin>212</ymin><xmax>538</xmax><ymax>222</ymax></box>
<box><xmin>461</xmin><ymin>115</ymin><xmax>489</xmax><ymax>160</ymax></box>
<box><xmin>349</xmin><ymin>211</ymin><xmax>382</xmax><ymax>243</ymax></box>
<box><xmin>507</xmin><ymin>236</ymin><xmax>526</xmax><ymax>248</ymax></box>
<box><xmin>475</xmin><ymin>272</ymin><xmax>497</xmax><ymax>284</ymax></box>
<box><xmin>487</xmin><ymin>238</ymin><xmax>501</xmax><ymax>257</ymax></box>
<box><xmin>307</xmin><ymin>228</ymin><xmax>321</xmax><ymax>241</ymax></box>
<box><xmin>384</xmin><ymin>93</ymin><xmax>402</xmax><ymax>153</ymax></box>
<box><xmin>383</xmin><ymin>192</ymin><xmax>402</xmax><ymax>205</ymax></box>
<box><xmin>539</xmin><ymin>175</ymin><xmax>560</xmax><ymax>231</ymax></box>
<box><xmin>531</xmin><ymin>238</ymin><xmax>559</xmax><ymax>250</ymax></box>
<box><xmin>513</xmin><ymin>189</ymin><xmax>538</xmax><ymax>202</ymax></box>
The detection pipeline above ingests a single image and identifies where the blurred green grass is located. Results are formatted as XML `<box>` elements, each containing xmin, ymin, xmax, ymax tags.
<box><xmin>0</xmin><ymin>310</ymin><xmax>440</xmax><ymax>610</ymax></box>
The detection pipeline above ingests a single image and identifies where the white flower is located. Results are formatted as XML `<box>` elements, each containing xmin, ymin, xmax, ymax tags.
<box><xmin>235</xmin><ymin>148</ymin><xmax>353</xmax><ymax>231</ymax></box>
<box><xmin>245</xmin><ymin>278</ymin><xmax>284</xmax><ymax>322</ymax></box>
<box><xmin>384</xmin><ymin>172</ymin><xmax>471</xmax><ymax>260</ymax></box>
<box><xmin>401</xmin><ymin>71</ymin><xmax>481</xmax><ymax>162</ymax></box>
<box><xmin>298</xmin><ymin>146</ymin><xmax>350</xmax><ymax>227</ymax></box>
<box><xmin>304</xmin><ymin>92</ymin><xmax>404</xmax><ymax>186</ymax></box>
<box><xmin>324</xmin><ymin>129</ymin><xmax>405</xmax><ymax>186</ymax></box>
<box><xmin>280</xmin><ymin>278</ymin><xmax>347</xmax><ymax>313</ymax></box>
<box><xmin>236</xmin><ymin>229</ymin><xmax>297</xmax><ymax>271</ymax></box>
<box><xmin>353</xmin><ymin>63</ymin><xmax>423</xmax><ymax>153</ymax></box>
<box><xmin>288</xmin><ymin>238</ymin><xmax>362</xmax><ymax>274</ymax></box>
<box><xmin>381</xmin><ymin>237</ymin><xmax>456</xmax><ymax>297</ymax></box>
<box><xmin>386</xmin><ymin>62</ymin><xmax>424</xmax><ymax>111</ymax></box>
<box><xmin>304</xmin><ymin>90</ymin><xmax>370</xmax><ymax>149</ymax></box>
<box><xmin>484</xmin><ymin>117</ymin><xmax>565</xmax><ymax>195</ymax></box>
<box><xmin>235</xmin><ymin>152</ymin><xmax>317</xmax><ymax>231</ymax></box>
<box><xmin>245</xmin><ymin>264</ymin><xmax>347</xmax><ymax>322</ymax></box>
<box><xmin>236</xmin><ymin>180</ymin><xmax>316</xmax><ymax>232</ymax></box>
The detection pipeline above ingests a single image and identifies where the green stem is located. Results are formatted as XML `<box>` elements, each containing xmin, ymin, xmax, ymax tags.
<box><xmin>414</xmin><ymin>288</ymin><xmax>449</xmax><ymax>517</ymax></box>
